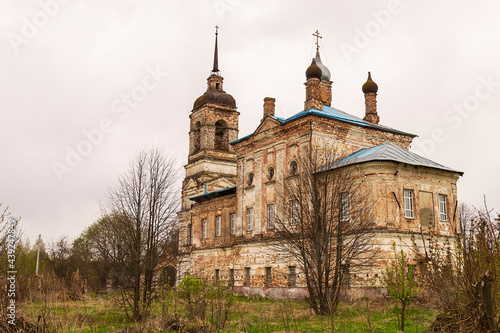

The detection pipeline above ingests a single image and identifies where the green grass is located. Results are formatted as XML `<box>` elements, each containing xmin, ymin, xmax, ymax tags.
<box><xmin>18</xmin><ymin>293</ymin><xmax>438</xmax><ymax>332</ymax></box>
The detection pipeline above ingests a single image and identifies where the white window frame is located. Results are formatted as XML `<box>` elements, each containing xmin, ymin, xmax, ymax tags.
<box><xmin>230</xmin><ymin>213</ymin><xmax>236</xmax><ymax>234</ymax></box>
<box><xmin>247</xmin><ymin>207</ymin><xmax>254</xmax><ymax>231</ymax></box>
<box><xmin>267</xmin><ymin>204</ymin><xmax>275</xmax><ymax>229</ymax></box>
<box><xmin>439</xmin><ymin>194</ymin><xmax>448</xmax><ymax>221</ymax></box>
<box><xmin>202</xmin><ymin>218</ymin><xmax>207</xmax><ymax>239</ymax></box>
<box><xmin>340</xmin><ymin>192</ymin><xmax>350</xmax><ymax>222</ymax></box>
<box><xmin>404</xmin><ymin>190</ymin><xmax>414</xmax><ymax>218</ymax></box>
<box><xmin>215</xmin><ymin>215</ymin><xmax>221</xmax><ymax>237</ymax></box>
<box><xmin>291</xmin><ymin>199</ymin><xmax>299</xmax><ymax>225</ymax></box>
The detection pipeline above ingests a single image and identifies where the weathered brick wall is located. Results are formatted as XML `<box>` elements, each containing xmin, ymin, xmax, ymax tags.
<box><xmin>178</xmin><ymin>157</ymin><xmax>460</xmax><ymax>297</ymax></box>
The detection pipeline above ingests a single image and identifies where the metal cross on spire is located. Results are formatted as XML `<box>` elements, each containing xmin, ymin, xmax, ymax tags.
<box><xmin>313</xmin><ymin>30</ymin><xmax>322</xmax><ymax>51</ymax></box>
<box><xmin>212</xmin><ymin>25</ymin><xmax>220</xmax><ymax>75</ymax></box>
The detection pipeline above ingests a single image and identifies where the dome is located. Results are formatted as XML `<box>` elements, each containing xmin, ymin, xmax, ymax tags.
<box><xmin>362</xmin><ymin>72</ymin><xmax>378</xmax><ymax>93</ymax></box>
<box><xmin>193</xmin><ymin>90</ymin><xmax>236</xmax><ymax>110</ymax></box>
<box><xmin>306</xmin><ymin>58</ymin><xmax>322</xmax><ymax>80</ymax></box>
<box><xmin>315</xmin><ymin>51</ymin><xmax>331</xmax><ymax>81</ymax></box>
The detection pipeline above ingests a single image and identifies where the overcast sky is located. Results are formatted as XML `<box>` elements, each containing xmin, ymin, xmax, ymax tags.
<box><xmin>1</xmin><ymin>0</ymin><xmax>499</xmax><ymax>244</ymax></box>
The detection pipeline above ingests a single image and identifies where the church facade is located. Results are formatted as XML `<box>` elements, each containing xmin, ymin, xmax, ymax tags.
<box><xmin>176</xmin><ymin>32</ymin><xmax>462</xmax><ymax>298</ymax></box>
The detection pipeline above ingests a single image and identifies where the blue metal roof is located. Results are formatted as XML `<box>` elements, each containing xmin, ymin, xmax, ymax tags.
<box><xmin>230</xmin><ymin>105</ymin><xmax>416</xmax><ymax>145</ymax></box>
<box><xmin>324</xmin><ymin>143</ymin><xmax>463</xmax><ymax>175</ymax></box>
<box><xmin>188</xmin><ymin>186</ymin><xmax>236</xmax><ymax>203</ymax></box>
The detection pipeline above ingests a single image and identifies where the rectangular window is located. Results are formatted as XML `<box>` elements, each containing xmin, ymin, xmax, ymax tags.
<box><xmin>289</xmin><ymin>266</ymin><xmax>296</xmax><ymax>287</ymax></box>
<box><xmin>245</xmin><ymin>267</ymin><xmax>251</xmax><ymax>286</ymax></box>
<box><xmin>229</xmin><ymin>268</ymin><xmax>234</xmax><ymax>287</ymax></box>
<box><xmin>247</xmin><ymin>208</ymin><xmax>254</xmax><ymax>231</ymax></box>
<box><xmin>215</xmin><ymin>215</ymin><xmax>221</xmax><ymax>237</ymax></box>
<box><xmin>439</xmin><ymin>194</ymin><xmax>448</xmax><ymax>221</ymax></box>
<box><xmin>230</xmin><ymin>213</ymin><xmax>236</xmax><ymax>234</ymax></box>
<box><xmin>403</xmin><ymin>190</ymin><xmax>414</xmax><ymax>218</ymax></box>
<box><xmin>343</xmin><ymin>264</ymin><xmax>351</xmax><ymax>288</ymax></box>
<box><xmin>291</xmin><ymin>199</ymin><xmax>299</xmax><ymax>225</ymax></box>
<box><xmin>215</xmin><ymin>269</ymin><xmax>219</xmax><ymax>283</ymax></box>
<box><xmin>340</xmin><ymin>192</ymin><xmax>350</xmax><ymax>221</ymax></box>
<box><xmin>266</xmin><ymin>267</ymin><xmax>272</xmax><ymax>287</ymax></box>
<box><xmin>202</xmin><ymin>219</ymin><xmax>207</xmax><ymax>239</ymax></box>
<box><xmin>267</xmin><ymin>204</ymin><xmax>275</xmax><ymax>229</ymax></box>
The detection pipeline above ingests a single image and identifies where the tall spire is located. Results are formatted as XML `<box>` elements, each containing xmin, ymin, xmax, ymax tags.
<box><xmin>212</xmin><ymin>25</ymin><xmax>220</xmax><ymax>75</ymax></box>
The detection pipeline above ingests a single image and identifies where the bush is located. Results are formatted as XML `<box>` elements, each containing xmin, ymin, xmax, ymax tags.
<box><xmin>382</xmin><ymin>242</ymin><xmax>420</xmax><ymax>332</ymax></box>
<box><xmin>177</xmin><ymin>273</ymin><xmax>207</xmax><ymax>320</ymax></box>
<box><xmin>176</xmin><ymin>274</ymin><xmax>234</xmax><ymax>330</ymax></box>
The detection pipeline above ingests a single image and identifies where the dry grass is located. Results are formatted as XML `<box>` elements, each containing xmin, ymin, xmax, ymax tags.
<box><xmin>14</xmin><ymin>292</ymin><xmax>438</xmax><ymax>332</ymax></box>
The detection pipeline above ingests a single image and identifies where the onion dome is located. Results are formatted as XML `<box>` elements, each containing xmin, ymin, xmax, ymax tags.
<box><xmin>315</xmin><ymin>51</ymin><xmax>331</xmax><ymax>81</ymax></box>
<box><xmin>306</xmin><ymin>58</ymin><xmax>322</xmax><ymax>80</ymax></box>
<box><xmin>193</xmin><ymin>89</ymin><xmax>236</xmax><ymax>110</ymax></box>
<box><xmin>362</xmin><ymin>72</ymin><xmax>378</xmax><ymax>93</ymax></box>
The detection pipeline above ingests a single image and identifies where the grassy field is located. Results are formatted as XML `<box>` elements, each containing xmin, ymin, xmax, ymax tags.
<box><xmin>15</xmin><ymin>292</ymin><xmax>438</xmax><ymax>332</ymax></box>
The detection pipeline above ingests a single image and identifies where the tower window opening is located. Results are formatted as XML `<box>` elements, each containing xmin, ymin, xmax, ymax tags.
<box><xmin>215</xmin><ymin>120</ymin><xmax>229</xmax><ymax>151</ymax></box>
<box><xmin>193</xmin><ymin>121</ymin><xmax>201</xmax><ymax>152</ymax></box>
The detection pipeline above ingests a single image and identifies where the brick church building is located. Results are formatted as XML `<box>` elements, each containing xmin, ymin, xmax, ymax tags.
<box><xmin>176</xmin><ymin>30</ymin><xmax>462</xmax><ymax>298</ymax></box>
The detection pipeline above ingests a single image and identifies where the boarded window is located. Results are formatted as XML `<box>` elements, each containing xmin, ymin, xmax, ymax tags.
<box><xmin>215</xmin><ymin>215</ymin><xmax>221</xmax><ymax>237</ymax></box>
<box><xmin>419</xmin><ymin>191</ymin><xmax>434</xmax><ymax>227</ymax></box>
<box><xmin>291</xmin><ymin>200</ymin><xmax>299</xmax><ymax>225</ymax></box>
<box><xmin>289</xmin><ymin>266</ymin><xmax>296</xmax><ymax>287</ymax></box>
<box><xmin>202</xmin><ymin>219</ymin><xmax>207</xmax><ymax>239</ymax></box>
<box><xmin>247</xmin><ymin>208</ymin><xmax>253</xmax><ymax>231</ymax></box>
<box><xmin>245</xmin><ymin>267</ymin><xmax>251</xmax><ymax>286</ymax></box>
<box><xmin>340</xmin><ymin>192</ymin><xmax>350</xmax><ymax>221</ymax></box>
<box><xmin>267</xmin><ymin>204</ymin><xmax>275</xmax><ymax>229</ymax></box>
<box><xmin>343</xmin><ymin>264</ymin><xmax>351</xmax><ymax>288</ymax></box>
<box><xmin>229</xmin><ymin>268</ymin><xmax>234</xmax><ymax>286</ymax></box>
<box><xmin>230</xmin><ymin>213</ymin><xmax>236</xmax><ymax>234</ymax></box>
<box><xmin>266</xmin><ymin>267</ymin><xmax>272</xmax><ymax>287</ymax></box>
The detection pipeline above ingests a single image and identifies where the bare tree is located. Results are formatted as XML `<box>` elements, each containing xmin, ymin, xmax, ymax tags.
<box><xmin>100</xmin><ymin>147</ymin><xmax>180</xmax><ymax>322</ymax></box>
<box><xmin>425</xmin><ymin>199</ymin><xmax>499</xmax><ymax>332</ymax></box>
<box><xmin>47</xmin><ymin>235</ymin><xmax>73</xmax><ymax>281</ymax></box>
<box><xmin>273</xmin><ymin>146</ymin><xmax>375</xmax><ymax>315</ymax></box>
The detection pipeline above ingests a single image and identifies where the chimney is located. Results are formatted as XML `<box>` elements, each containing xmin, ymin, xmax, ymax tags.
<box><xmin>263</xmin><ymin>97</ymin><xmax>275</xmax><ymax>119</ymax></box>
<box><xmin>362</xmin><ymin>72</ymin><xmax>379</xmax><ymax>124</ymax></box>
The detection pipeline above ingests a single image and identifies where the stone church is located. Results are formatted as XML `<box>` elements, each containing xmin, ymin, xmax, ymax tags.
<box><xmin>176</xmin><ymin>31</ymin><xmax>462</xmax><ymax>298</ymax></box>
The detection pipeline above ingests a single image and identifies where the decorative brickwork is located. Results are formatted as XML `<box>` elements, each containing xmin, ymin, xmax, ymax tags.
<box><xmin>363</xmin><ymin>92</ymin><xmax>379</xmax><ymax>124</ymax></box>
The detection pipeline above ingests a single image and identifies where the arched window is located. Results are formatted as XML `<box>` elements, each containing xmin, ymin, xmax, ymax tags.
<box><xmin>193</xmin><ymin>121</ymin><xmax>201</xmax><ymax>152</ymax></box>
<box><xmin>214</xmin><ymin>120</ymin><xmax>229</xmax><ymax>151</ymax></box>
<box><xmin>289</xmin><ymin>160</ymin><xmax>298</xmax><ymax>175</ymax></box>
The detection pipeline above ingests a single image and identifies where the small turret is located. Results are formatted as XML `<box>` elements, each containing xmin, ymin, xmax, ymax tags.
<box><xmin>362</xmin><ymin>72</ymin><xmax>379</xmax><ymax>124</ymax></box>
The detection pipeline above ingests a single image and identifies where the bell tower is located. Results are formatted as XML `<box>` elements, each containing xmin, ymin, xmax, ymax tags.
<box><xmin>182</xmin><ymin>27</ymin><xmax>239</xmax><ymax>209</ymax></box>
